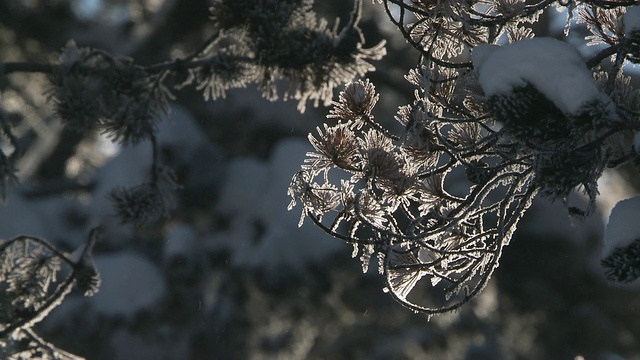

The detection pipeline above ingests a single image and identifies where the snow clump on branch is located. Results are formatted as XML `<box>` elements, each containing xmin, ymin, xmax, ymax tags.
<box><xmin>472</xmin><ymin>37</ymin><xmax>613</xmax><ymax>117</ymax></box>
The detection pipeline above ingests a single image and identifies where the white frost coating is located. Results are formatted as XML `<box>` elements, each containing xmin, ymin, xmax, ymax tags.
<box><xmin>602</xmin><ymin>195</ymin><xmax>640</xmax><ymax>258</ymax></box>
<box><xmin>91</xmin><ymin>252</ymin><xmax>166</xmax><ymax>319</ymax></box>
<box><xmin>624</xmin><ymin>5</ymin><xmax>640</xmax><ymax>34</ymax></box>
<box><xmin>473</xmin><ymin>37</ymin><xmax>610</xmax><ymax>115</ymax></box>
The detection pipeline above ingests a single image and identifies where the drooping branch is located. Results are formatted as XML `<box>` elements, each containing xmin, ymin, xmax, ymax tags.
<box><xmin>290</xmin><ymin>0</ymin><xmax>640</xmax><ymax>315</ymax></box>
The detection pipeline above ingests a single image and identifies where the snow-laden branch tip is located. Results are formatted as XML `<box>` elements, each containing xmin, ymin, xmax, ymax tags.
<box><xmin>603</xmin><ymin>195</ymin><xmax>640</xmax><ymax>258</ymax></box>
<box><xmin>472</xmin><ymin>37</ymin><xmax>612</xmax><ymax>116</ymax></box>
<box><xmin>624</xmin><ymin>5</ymin><xmax>640</xmax><ymax>34</ymax></box>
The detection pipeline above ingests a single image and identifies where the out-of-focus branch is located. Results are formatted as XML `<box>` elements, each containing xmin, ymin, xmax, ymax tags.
<box><xmin>0</xmin><ymin>62</ymin><xmax>54</xmax><ymax>75</ymax></box>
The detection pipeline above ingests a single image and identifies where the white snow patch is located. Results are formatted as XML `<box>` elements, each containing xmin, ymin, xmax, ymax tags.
<box><xmin>471</xmin><ymin>44</ymin><xmax>499</xmax><ymax>72</ymax></box>
<box><xmin>163</xmin><ymin>223</ymin><xmax>198</xmax><ymax>262</ymax></box>
<box><xmin>73</xmin><ymin>0</ymin><xmax>103</xmax><ymax>20</ymax></box>
<box><xmin>596</xmin><ymin>170</ymin><xmax>638</xmax><ymax>222</ymax></box>
<box><xmin>91</xmin><ymin>252</ymin><xmax>166</xmax><ymax>319</ymax></box>
<box><xmin>602</xmin><ymin>195</ymin><xmax>640</xmax><ymax>258</ymax></box>
<box><xmin>625</xmin><ymin>5</ymin><xmax>640</xmax><ymax>34</ymax></box>
<box><xmin>211</xmin><ymin>138</ymin><xmax>344</xmax><ymax>274</ymax></box>
<box><xmin>155</xmin><ymin>105</ymin><xmax>212</xmax><ymax>163</ymax></box>
<box><xmin>216</xmin><ymin>157</ymin><xmax>268</xmax><ymax>216</ymax></box>
<box><xmin>472</xmin><ymin>37</ymin><xmax>610</xmax><ymax>115</ymax></box>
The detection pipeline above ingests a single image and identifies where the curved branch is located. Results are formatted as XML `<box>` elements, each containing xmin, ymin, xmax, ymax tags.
<box><xmin>586</xmin><ymin>45</ymin><xmax>620</xmax><ymax>69</ymax></box>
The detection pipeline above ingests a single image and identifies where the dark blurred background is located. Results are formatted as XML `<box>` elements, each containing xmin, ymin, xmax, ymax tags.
<box><xmin>0</xmin><ymin>0</ymin><xmax>639</xmax><ymax>359</ymax></box>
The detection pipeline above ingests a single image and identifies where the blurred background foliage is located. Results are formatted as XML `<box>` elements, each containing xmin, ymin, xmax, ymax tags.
<box><xmin>0</xmin><ymin>0</ymin><xmax>640</xmax><ymax>359</ymax></box>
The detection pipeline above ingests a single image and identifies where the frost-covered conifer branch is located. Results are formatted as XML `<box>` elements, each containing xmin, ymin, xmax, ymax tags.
<box><xmin>289</xmin><ymin>0</ymin><xmax>640</xmax><ymax>315</ymax></box>
<box><xmin>0</xmin><ymin>228</ymin><xmax>101</xmax><ymax>359</ymax></box>
<box><xmin>3</xmin><ymin>0</ymin><xmax>386</xmax><ymax>118</ymax></box>
<box><xmin>8</xmin><ymin>328</ymin><xmax>84</xmax><ymax>360</ymax></box>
